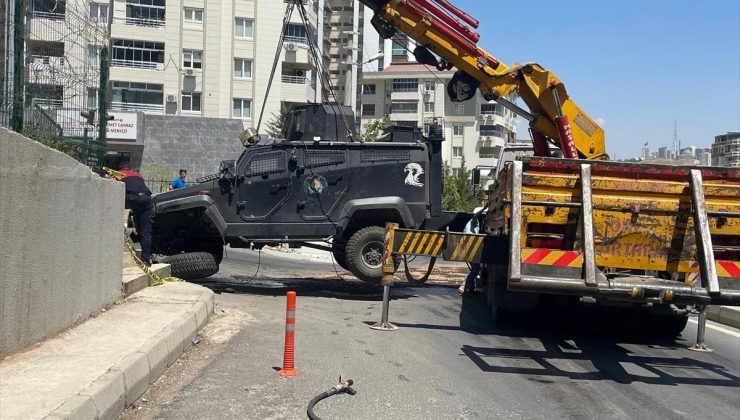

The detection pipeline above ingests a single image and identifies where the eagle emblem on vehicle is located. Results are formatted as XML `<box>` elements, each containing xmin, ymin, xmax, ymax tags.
<box><xmin>404</xmin><ymin>163</ymin><xmax>424</xmax><ymax>188</ymax></box>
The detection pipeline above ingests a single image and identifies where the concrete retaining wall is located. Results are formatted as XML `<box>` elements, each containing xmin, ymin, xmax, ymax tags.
<box><xmin>0</xmin><ymin>128</ymin><xmax>124</xmax><ymax>358</ymax></box>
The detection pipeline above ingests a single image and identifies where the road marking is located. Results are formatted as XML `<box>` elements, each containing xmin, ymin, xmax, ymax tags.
<box><xmin>687</xmin><ymin>318</ymin><xmax>740</xmax><ymax>339</ymax></box>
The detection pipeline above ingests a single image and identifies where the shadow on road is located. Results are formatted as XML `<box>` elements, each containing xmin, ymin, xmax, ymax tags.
<box><xmin>189</xmin><ymin>274</ymin><xmax>434</xmax><ymax>302</ymax></box>
<box><xmin>400</xmin><ymin>293</ymin><xmax>740</xmax><ymax>387</ymax></box>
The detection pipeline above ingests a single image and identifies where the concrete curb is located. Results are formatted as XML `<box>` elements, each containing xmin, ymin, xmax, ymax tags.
<box><xmin>707</xmin><ymin>306</ymin><xmax>740</xmax><ymax>330</ymax></box>
<box><xmin>44</xmin><ymin>287</ymin><xmax>214</xmax><ymax>420</ymax></box>
<box><xmin>122</xmin><ymin>264</ymin><xmax>172</xmax><ymax>297</ymax></box>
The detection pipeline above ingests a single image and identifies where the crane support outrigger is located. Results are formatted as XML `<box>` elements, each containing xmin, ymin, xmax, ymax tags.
<box><xmin>361</xmin><ymin>0</ymin><xmax>606</xmax><ymax>160</ymax></box>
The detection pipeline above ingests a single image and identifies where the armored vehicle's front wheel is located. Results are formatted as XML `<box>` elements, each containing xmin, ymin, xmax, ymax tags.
<box><xmin>162</xmin><ymin>252</ymin><xmax>219</xmax><ymax>280</ymax></box>
<box><xmin>345</xmin><ymin>226</ymin><xmax>398</xmax><ymax>282</ymax></box>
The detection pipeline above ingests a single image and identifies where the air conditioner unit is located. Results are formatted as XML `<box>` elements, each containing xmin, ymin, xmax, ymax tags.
<box><xmin>166</xmin><ymin>94</ymin><xmax>177</xmax><ymax>103</ymax></box>
<box><xmin>286</xmin><ymin>43</ymin><xmax>296</xmax><ymax>51</ymax></box>
<box><xmin>184</xmin><ymin>68</ymin><xmax>194</xmax><ymax>76</ymax></box>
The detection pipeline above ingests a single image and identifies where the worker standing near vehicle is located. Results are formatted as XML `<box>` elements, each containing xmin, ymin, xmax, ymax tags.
<box><xmin>119</xmin><ymin>162</ymin><xmax>153</xmax><ymax>266</ymax></box>
<box><xmin>169</xmin><ymin>168</ymin><xmax>187</xmax><ymax>190</ymax></box>
<box><xmin>459</xmin><ymin>207</ymin><xmax>484</xmax><ymax>295</ymax></box>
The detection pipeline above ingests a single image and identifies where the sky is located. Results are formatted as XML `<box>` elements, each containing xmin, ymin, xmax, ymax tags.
<box><xmin>449</xmin><ymin>0</ymin><xmax>740</xmax><ymax>159</ymax></box>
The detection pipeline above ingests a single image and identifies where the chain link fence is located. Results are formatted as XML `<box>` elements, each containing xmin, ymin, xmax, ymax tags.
<box><xmin>1</xmin><ymin>0</ymin><xmax>111</xmax><ymax>170</ymax></box>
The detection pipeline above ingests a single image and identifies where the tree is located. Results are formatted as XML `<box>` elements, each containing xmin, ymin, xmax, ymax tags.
<box><xmin>360</xmin><ymin>116</ymin><xmax>390</xmax><ymax>142</ymax></box>
<box><xmin>265</xmin><ymin>103</ymin><xmax>291</xmax><ymax>138</ymax></box>
<box><xmin>442</xmin><ymin>158</ymin><xmax>481</xmax><ymax>212</ymax></box>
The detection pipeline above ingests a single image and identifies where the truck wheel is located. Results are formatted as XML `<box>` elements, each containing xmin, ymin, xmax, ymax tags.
<box><xmin>345</xmin><ymin>226</ymin><xmax>397</xmax><ymax>282</ymax></box>
<box><xmin>162</xmin><ymin>252</ymin><xmax>219</xmax><ymax>280</ymax></box>
<box><xmin>486</xmin><ymin>263</ymin><xmax>539</xmax><ymax>323</ymax></box>
<box><xmin>650</xmin><ymin>315</ymin><xmax>689</xmax><ymax>337</ymax></box>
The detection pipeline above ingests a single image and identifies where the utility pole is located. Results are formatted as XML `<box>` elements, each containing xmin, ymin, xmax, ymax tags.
<box><xmin>10</xmin><ymin>0</ymin><xmax>25</xmax><ymax>133</ymax></box>
<box><xmin>673</xmin><ymin>121</ymin><xmax>679</xmax><ymax>160</ymax></box>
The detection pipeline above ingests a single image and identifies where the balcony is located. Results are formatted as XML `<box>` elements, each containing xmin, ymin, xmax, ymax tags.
<box><xmin>110</xmin><ymin>101</ymin><xmax>163</xmax><ymax>113</ymax></box>
<box><xmin>281</xmin><ymin>76</ymin><xmax>315</xmax><ymax>103</ymax></box>
<box><xmin>28</xmin><ymin>55</ymin><xmax>64</xmax><ymax>71</ymax></box>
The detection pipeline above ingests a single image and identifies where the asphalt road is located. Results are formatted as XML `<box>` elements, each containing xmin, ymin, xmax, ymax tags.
<box><xmin>125</xmin><ymin>249</ymin><xmax>740</xmax><ymax>420</ymax></box>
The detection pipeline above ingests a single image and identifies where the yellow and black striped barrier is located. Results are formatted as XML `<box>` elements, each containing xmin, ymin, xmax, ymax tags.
<box><xmin>443</xmin><ymin>232</ymin><xmax>487</xmax><ymax>263</ymax></box>
<box><xmin>393</xmin><ymin>229</ymin><xmax>446</xmax><ymax>257</ymax></box>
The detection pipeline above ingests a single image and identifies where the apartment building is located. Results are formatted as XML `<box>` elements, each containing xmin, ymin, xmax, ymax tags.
<box><xmin>321</xmin><ymin>0</ymin><xmax>380</xmax><ymax>126</ymax></box>
<box><xmin>711</xmin><ymin>132</ymin><xmax>740</xmax><ymax>167</ymax></box>
<box><xmin>360</xmin><ymin>63</ymin><xmax>517</xmax><ymax>176</ymax></box>
<box><xmin>18</xmin><ymin>0</ymin><xmax>321</xmax><ymax>131</ymax></box>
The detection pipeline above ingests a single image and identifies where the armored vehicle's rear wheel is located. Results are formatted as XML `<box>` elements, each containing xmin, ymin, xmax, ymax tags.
<box><xmin>162</xmin><ymin>252</ymin><xmax>219</xmax><ymax>280</ymax></box>
<box><xmin>345</xmin><ymin>226</ymin><xmax>398</xmax><ymax>283</ymax></box>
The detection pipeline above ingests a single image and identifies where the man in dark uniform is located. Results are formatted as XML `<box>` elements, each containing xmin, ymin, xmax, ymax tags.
<box><xmin>119</xmin><ymin>162</ymin><xmax>153</xmax><ymax>266</ymax></box>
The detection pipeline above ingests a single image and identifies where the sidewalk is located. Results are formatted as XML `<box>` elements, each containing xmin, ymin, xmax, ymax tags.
<box><xmin>0</xmin><ymin>281</ymin><xmax>213</xmax><ymax>420</ymax></box>
<box><xmin>707</xmin><ymin>306</ymin><xmax>740</xmax><ymax>329</ymax></box>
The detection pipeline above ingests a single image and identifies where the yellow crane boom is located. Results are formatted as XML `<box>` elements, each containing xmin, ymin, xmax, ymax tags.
<box><xmin>360</xmin><ymin>0</ymin><xmax>607</xmax><ymax>160</ymax></box>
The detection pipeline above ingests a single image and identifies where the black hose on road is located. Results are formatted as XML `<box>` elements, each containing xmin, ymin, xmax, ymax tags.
<box><xmin>307</xmin><ymin>378</ymin><xmax>356</xmax><ymax>420</ymax></box>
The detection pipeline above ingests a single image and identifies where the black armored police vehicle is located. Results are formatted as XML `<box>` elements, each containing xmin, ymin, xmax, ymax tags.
<box><xmin>150</xmin><ymin>103</ymin><xmax>469</xmax><ymax>282</ymax></box>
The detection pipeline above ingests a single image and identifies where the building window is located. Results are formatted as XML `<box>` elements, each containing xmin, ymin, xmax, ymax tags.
<box><xmin>181</xmin><ymin>92</ymin><xmax>201</xmax><ymax>112</ymax></box>
<box><xmin>362</xmin><ymin>104</ymin><xmax>376</xmax><ymax>116</ymax></box>
<box><xmin>362</xmin><ymin>84</ymin><xmax>376</xmax><ymax>95</ymax></box>
<box><xmin>29</xmin><ymin>0</ymin><xmax>67</xmax><ymax>18</ymax></box>
<box><xmin>392</xmin><ymin>78</ymin><xmax>418</xmax><ymax>93</ymax></box>
<box><xmin>424</xmin><ymin>80</ymin><xmax>435</xmax><ymax>91</ymax></box>
<box><xmin>111</xmin><ymin>82</ymin><xmax>164</xmax><ymax>110</ymax></box>
<box><xmin>183</xmin><ymin>7</ymin><xmax>203</xmax><ymax>25</ymax></box>
<box><xmin>453</xmin><ymin>125</ymin><xmax>464</xmax><ymax>136</ymax></box>
<box><xmin>234</xmin><ymin>58</ymin><xmax>253</xmax><ymax>79</ymax></box>
<box><xmin>235</xmin><ymin>18</ymin><xmax>254</xmax><ymax>38</ymax></box>
<box><xmin>391</xmin><ymin>39</ymin><xmax>407</xmax><ymax>56</ymax></box>
<box><xmin>480</xmin><ymin>103</ymin><xmax>503</xmax><ymax>116</ymax></box>
<box><xmin>284</xmin><ymin>24</ymin><xmax>307</xmax><ymax>44</ymax></box>
<box><xmin>89</xmin><ymin>3</ymin><xmax>108</xmax><ymax>23</ymax></box>
<box><xmin>233</xmin><ymin>98</ymin><xmax>252</xmax><ymax>118</ymax></box>
<box><xmin>453</xmin><ymin>146</ymin><xmax>463</xmax><ymax>158</ymax></box>
<box><xmin>390</xmin><ymin>100</ymin><xmax>417</xmax><ymax>114</ymax></box>
<box><xmin>126</xmin><ymin>0</ymin><xmax>166</xmax><ymax>26</ymax></box>
<box><xmin>424</xmin><ymin>102</ymin><xmax>434</xmax><ymax>113</ymax></box>
<box><xmin>87</xmin><ymin>45</ymin><xmax>100</xmax><ymax>66</ymax></box>
<box><xmin>451</xmin><ymin>167</ymin><xmax>461</xmax><ymax>177</ymax></box>
<box><xmin>480</xmin><ymin>124</ymin><xmax>505</xmax><ymax>137</ymax></box>
<box><xmin>86</xmin><ymin>88</ymin><xmax>98</xmax><ymax>109</ymax></box>
<box><xmin>455</xmin><ymin>104</ymin><xmax>465</xmax><ymax>115</ymax></box>
<box><xmin>112</xmin><ymin>39</ymin><xmax>165</xmax><ymax>69</ymax></box>
<box><xmin>182</xmin><ymin>50</ymin><xmax>202</xmax><ymax>69</ymax></box>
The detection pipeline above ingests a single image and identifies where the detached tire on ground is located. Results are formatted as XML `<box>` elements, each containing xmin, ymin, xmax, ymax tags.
<box><xmin>345</xmin><ymin>226</ymin><xmax>398</xmax><ymax>283</ymax></box>
<box><xmin>162</xmin><ymin>252</ymin><xmax>219</xmax><ymax>280</ymax></box>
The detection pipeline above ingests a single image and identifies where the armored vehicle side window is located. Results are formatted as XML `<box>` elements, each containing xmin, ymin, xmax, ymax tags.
<box><xmin>246</xmin><ymin>151</ymin><xmax>285</xmax><ymax>177</ymax></box>
<box><xmin>305</xmin><ymin>151</ymin><xmax>345</xmax><ymax>168</ymax></box>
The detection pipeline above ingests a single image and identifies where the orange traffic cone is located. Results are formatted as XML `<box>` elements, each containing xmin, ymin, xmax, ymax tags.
<box><xmin>278</xmin><ymin>291</ymin><xmax>298</xmax><ymax>377</ymax></box>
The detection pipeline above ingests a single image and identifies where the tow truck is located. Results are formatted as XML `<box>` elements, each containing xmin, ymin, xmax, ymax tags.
<box><xmin>359</xmin><ymin>0</ymin><xmax>740</xmax><ymax>338</ymax></box>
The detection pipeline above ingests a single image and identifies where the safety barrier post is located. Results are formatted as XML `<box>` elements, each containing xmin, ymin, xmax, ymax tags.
<box><xmin>371</xmin><ymin>223</ymin><xmax>399</xmax><ymax>331</ymax></box>
<box><xmin>688</xmin><ymin>306</ymin><xmax>713</xmax><ymax>353</ymax></box>
<box><xmin>279</xmin><ymin>291</ymin><xmax>299</xmax><ymax>376</ymax></box>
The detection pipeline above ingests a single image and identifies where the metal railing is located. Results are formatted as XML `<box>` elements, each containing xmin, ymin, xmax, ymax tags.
<box><xmin>110</xmin><ymin>102</ymin><xmax>164</xmax><ymax>113</ymax></box>
<box><xmin>284</xmin><ymin>36</ymin><xmax>308</xmax><ymax>45</ymax></box>
<box><xmin>114</xmin><ymin>17</ymin><xmax>166</xmax><ymax>28</ymax></box>
<box><xmin>29</xmin><ymin>11</ymin><xmax>65</xmax><ymax>21</ymax></box>
<box><xmin>282</xmin><ymin>75</ymin><xmax>309</xmax><ymax>84</ymax></box>
<box><xmin>111</xmin><ymin>59</ymin><xmax>162</xmax><ymax>70</ymax></box>
<box><xmin>31</xmin><ymin>98</ymin><xmax>64</xmax><ymax>108</ymax></box>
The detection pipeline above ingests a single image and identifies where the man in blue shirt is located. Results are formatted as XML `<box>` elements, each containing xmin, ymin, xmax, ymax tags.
<box><xmin>170</xmin><ymin>169</ymin><xmax>187</xmax><ymax>190</ymax></box>
<box><xmin>459</xmin><ymin>207</ymin><xmax>485</xmax><ymax>295</ymax></box>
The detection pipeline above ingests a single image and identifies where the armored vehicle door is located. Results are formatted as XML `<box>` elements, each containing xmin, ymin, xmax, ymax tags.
<box><xmin>236</xmin><ymin>149</ymin><xmax>291</xmax><ymax>221</ymax></box>
<box><xmin>298</xmin><ymin>149</ymin><xmax>349</xmax><ymax>220</ymax></box>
